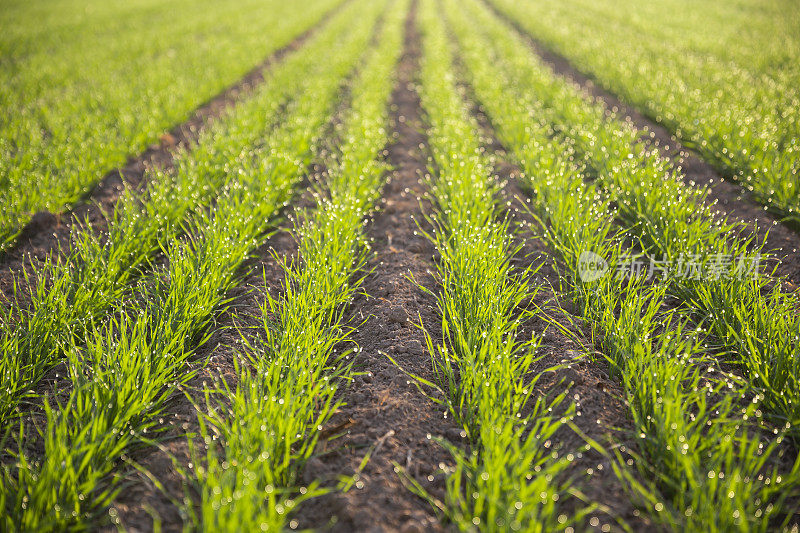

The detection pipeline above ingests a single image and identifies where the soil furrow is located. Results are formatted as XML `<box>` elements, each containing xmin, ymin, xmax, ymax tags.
<box><xmin>478</xmin><ymin>0</ymin><xmax>800</xmax><ymax>287</ymax></box>
<box><xmin>0</xmin><ymin>0</ymin><xmax>347</xmax><ymax>281</ymax></box>
<box><xmin>295</xmin><ymin>4</ymin><xmax>460</xmax><ymax>531</ymax></box>
<box><xmin>467</xmin><ymin>91</ymin><xmax>648</xmax><ymax>531</ymax></box>
<box><xmin>499</xmin><ymin>159</ymin><xmax>648</xmax><ymax>531</ymax></box>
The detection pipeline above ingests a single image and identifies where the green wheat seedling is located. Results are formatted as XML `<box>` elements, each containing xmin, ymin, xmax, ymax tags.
<box><xmin>1</xmin><ymin>187</ymin><xmax>272</xmax><ymax>531</ymax></box>
<box><xmin>421</xmin><ymin>219</ymin><xmax>585</xmax><ymax>531</ymax></box>
<box><xmin>443</xmin><ymin>0</ymin><xmax>800</xmax><ymax>527</ymax></box>
<box><xmin>584</xmin><ymin>278</ymin><xmax>798</xmax><ymax>531</ymax></box>
<box><xmin>486</xmin><ymin>0</ymin><xmax>800</xmax><ymax>224</ymax></box>
<box><xmin>185</xmin><ymin>0</ymin><xmax>407</xmax><ymax>528</ymax></box>
<box><xmin>462</xmin><ymin>0</ymin><xmax>800</xmax><ymax>440</ymax></box>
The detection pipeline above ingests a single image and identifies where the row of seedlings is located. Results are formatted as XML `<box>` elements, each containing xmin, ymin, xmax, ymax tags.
<box><xmin>444</xmin><ymin>0</ymin><xmax>800</xmax><ymax>529</ymax></box>
<box><xmin>411</xmin><ymin>1</ymin><xmax>586</xmax><ymax>530</ymax></box>
<box><xmin>186</xmin><ymin>1</ymin><xmax>410</xmax><ymax>529</ymax></box>
<box><xmin>0</xmin><ymin>0</ymin><xmax>387</xmax><ymax>529</ymax></box>
<box><xmin>486</xmin><ymin>0</ymin><xmax>800</xmax><ymax>224</ymax></box>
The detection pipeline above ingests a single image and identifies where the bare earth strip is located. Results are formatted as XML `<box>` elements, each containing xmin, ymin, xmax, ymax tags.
<box><xmin>500</xmin><ymin>161</ymin><xmax>649</xmax><ymax>531</ymax></box>
<box><xmin>478</xmin><ymin>0</ymin><xmax>800</xmax><ymax>286</ymax></box>
<box><xmin>295</xmin><ymin>4</ymin><xmax>462</xmax><ymax>531</ymax></box>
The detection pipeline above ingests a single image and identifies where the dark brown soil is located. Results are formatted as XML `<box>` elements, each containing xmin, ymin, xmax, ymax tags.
<box><xmin>294</xmin><ymin>6</ymin><xmax>461</xmax><ymax>531</ymax></box>
<box><xmin>0</xmin><ymin>1</ymin><xmax>344</xmax><ymax>303</ymax></box>
<box><xmin>478</xmin><ymin>0</ymin><xmax>800</xmax><ymax>287</ymax></box>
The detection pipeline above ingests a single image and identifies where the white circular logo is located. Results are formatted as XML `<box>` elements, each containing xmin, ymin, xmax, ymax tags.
<box><xmin>577</xmin><ymin>251</ymin><xmax>609</xmax><ymax>282</ymax></box>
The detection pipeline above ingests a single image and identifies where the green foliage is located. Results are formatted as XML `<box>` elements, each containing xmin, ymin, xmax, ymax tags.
<box><xmin>412</xmin><ymin>2</ymin><xmax>586</xmax><ymax>530</ymax></box>
<box><xmin>0</xmin><ymin>0</ymin><xmax>365</xmax><ymax>433</ymax></box>
<box><xmin>0</xmin><ymin>0</ymin><xmax>380</xmax><ymax>528</ymax></box>
<box><xmin>461</xmin><ymin>0</ymin><xmax>800</xmax><ymax>439</ymax></box>
<box><xmin>1</xmin><ymin>0</ymin><xmax>798</xmax><ymax>530</ymax></box>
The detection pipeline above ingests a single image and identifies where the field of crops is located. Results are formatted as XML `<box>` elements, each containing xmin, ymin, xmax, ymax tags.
<box><xmin>1</xmin><ymin>0</ymin><xmax>799</xmax><ymax>531</ymax></box>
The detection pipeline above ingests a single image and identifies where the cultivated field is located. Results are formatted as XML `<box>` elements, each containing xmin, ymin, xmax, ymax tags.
<box><xmin>1</xmin><ymin>0</ymin><xmax>799</xmax><ymax>531</ymax></box>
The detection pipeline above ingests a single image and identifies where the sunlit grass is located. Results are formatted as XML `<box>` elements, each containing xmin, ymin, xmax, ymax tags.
<box><xmin>0</xmin><ymin>0</ymin><xmax>343</xmax><ymax>251</ymax></box>
<box><xmin>467</xmin><ymin>0</ymin><xmax>800</xmax><ymax>440</ymax></box>
<box><xmin>408</xmin><ymin>2</ymin><xmax>586</xmax><ymax>529</ymax></box>
<box><xmin>0</xmin><ymin>0</ymin><xmax>365</xmax><ymax>434</ymax></box>
<box><xmin>488</xmin><ymin>0</ymin><xmax>800</xmax><ymax>224</ymax></box>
